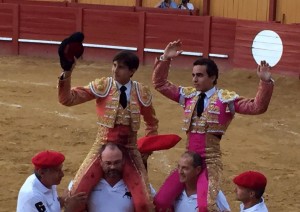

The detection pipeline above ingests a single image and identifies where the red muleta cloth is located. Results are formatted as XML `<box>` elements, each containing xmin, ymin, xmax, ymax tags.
<box><xmin>137</xmin><ymin>134</ymin><xmax>181</xmax><ymax>153</ymax></box>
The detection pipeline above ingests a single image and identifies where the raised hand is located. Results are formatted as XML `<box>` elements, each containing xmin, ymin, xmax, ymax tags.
<box><xmin>257</xmin><ymin>60</ymin><xmax>272</xmax><ymax>82</ymax></box>
<box><xmin>162</xmin><ymin>40</ymin><xmax>183</xmax><ymax>60</ymax></box>
<box><xmin>64</xmin><ymin>192</ymin><xmax>88</xmax><ymax>212</ymax></box>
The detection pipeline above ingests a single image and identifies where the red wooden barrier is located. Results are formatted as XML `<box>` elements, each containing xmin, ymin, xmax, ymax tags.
<box><xmin>0</xmin><ymin>3</ymin><xmax>18</xmax><ymax>54</ymax></box>
<box><xmin>135</xmin><ymin>6</ymin><xmax>199</xmax><ymax>16</ymax></box>
<box><xmin>0</xmin><ymin>1</ymin><xmax>299</xmax><ymax>77</ymax></box>
<box><xmin>67</xmin><ymin>2</ymin><xmax>134</xmax><ymax>12</ymax></box>
<box><xmin>19</xmin><ymin>5</ymin><xmax>78</xmax><ymax>41</ymax></box>
<box><xmin>2</xmin><ymin>0</ymin><xmax>67</xmax><ymax>7</ymax></box>
<box><xmin>234</xmin><ymin>20</ymin><xmax>300</xmax><ymax>75</ymax></box>
<box><xmin>210</xmin><ymin>17</ymin><xmax>236</xmax><ymax>60</ymax></box>
<box><xmin>0</xmin><ymin>3</ymin><xmax>14</xmax><ymax>38</ymax></box>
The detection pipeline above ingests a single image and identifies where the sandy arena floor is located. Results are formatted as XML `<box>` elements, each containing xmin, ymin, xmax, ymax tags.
<box><xmin>0</xmin><ymin>55</ymin><xmax>299</xmax><ymax>211</ymax></box>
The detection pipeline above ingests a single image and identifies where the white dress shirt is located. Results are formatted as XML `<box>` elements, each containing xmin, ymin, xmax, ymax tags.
<box><xmin>240</xmin><ymin>198</ymin><xmax>268</xmax><ymax>212</ymax></box>
<box><xmin>88</xmin><ymin>179</ymin><xmax>134</xmax><ymax>212</ymax></box>
<box><xmin>17</xmin><ymin>174</ymin><xmax>60</xmax><ymax>212</ymax></box>
<box><xmin>115</xmin><ymin>80</ymin><xmax>132</xmax><ymax>102</ymax></box>
<box><xmin>174</xmin><ymin>190</ymin><xmax>231</xmax><ymax>212</ymax></box>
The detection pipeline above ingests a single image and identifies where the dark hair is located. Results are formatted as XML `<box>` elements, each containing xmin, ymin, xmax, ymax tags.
<box><xmin>113</xmin><ymin>50</ymin><xmax>139</xmax><ymax>70</ymax></box>
<box><xmin>34</xmin><ymin>168</ymin><xmax>50</xmax><ymax>180</ymax></box>
<box><xmin>254</xmin><ymin>188</ymin><xmax>265</xmax><ymax>199</ymax></box>
<box><xmin>182</xmin><ymin>151</ymin><xmax>203</xmax><ymax>168</ymax></box>
<box><xmin>193</xmin><ymin>58</ymin><xmax>219</xmax><ymax>85</ymax></box>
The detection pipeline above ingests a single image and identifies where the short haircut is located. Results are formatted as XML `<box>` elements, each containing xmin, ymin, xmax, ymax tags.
<box><xmin>193</xmin><ymin>58</ymin><xmax>219</xmax><ymax>85</ymax></box>
<box><xmin>254</xmin><ymin>188</ymin><xmax>265</xmax><ymax>199</ymax></box>
<box><xmin>113</xmin><ymin>50</ymin><xmax>139</xmax><ymax>70</ymax></box>
<box><xmin>182</xmin><ymin>151</ymin><xmax>203</xmax><ymax>168</ymax></box>
<box><xmin>99</xmin><ymin>142</ymin><xmax>124</xmax><ymax>159</ymax></box>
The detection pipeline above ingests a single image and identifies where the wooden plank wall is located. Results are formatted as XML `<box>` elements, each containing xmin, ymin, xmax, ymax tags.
<box><xmin>210</xmin><ymin>17</ymin><xmax>236</xmax><ymax>60</ymax></box>
<box><xmin>276</xmin><ymin>0</ymin><xmax>300</xmax><ymax>24</ymax></box>
<box><xmin>144</xmin><ymin>13</ymin><xmax>205</xmax><ymax>51</ymax></box>
<box><xmin>83</xmin><ymin>9</ymin><xmax>139</xmax><ymax>46</ymax></box>
<box><xmin>19</xmin><ymin>5</ymin><xmax>78</xmax><ymax>41</ymax></box>
<box><xmin>2</xmin><ymin>0</ymin><xmax>67</xmax><ymax>6</ymax></box>
<box><xmin>4</xmin><ymin>0</ymin><xmax>300</xmax><ymax>24</ymax></box>
<box><xmin>0</xmin><ymin>2</ymin><xmax>300</xmax><ymax>76</ymax></box>
<box><xmin>0</xmin><ymin>3</ymin><xmax>16</xmax><ymax>54</ymax></box>
<box><xmin>233</xmin><ymin>20</ymin><xmax>300</xmax><ymax>75</ymax></box>
<box><xmin>0</xmin><ymin>3</ymin><xmax>14</xmax><ymax>38</ymax></box>
<box><xmin>68</xmin><ymin>2</ymin><xmax>135</xmax><ymax>11</ymax></box>
<box><xmin>78</xmin><ymin>0</ymin><xmax>135</xmax><ymax>6</ymax></box>
<box><xmin>210</xmin><ymin>0</ymin><xmax>269</xmax><ymax>21</ymax></box>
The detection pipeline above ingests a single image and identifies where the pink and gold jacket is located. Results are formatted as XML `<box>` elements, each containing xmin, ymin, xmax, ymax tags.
<box><xmin>58</xmin><ymin>76</ymin><xmax>158</xmax><ymax>136</ymax></box>
<box><xmin>152</xmin><ymin>59</ymin><xmax>273</xmax><ymax>212</ymax></box>
<box><xmin>58</xmin><ymin>76</ymin><xmax>158</xmax><ymax>212</ymax></box>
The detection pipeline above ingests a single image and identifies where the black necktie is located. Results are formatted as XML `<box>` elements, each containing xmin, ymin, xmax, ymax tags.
<box><xmin>119</xmin><ymin>85</ymin><xmax>127</xmax><ymax>109</ymax></box>
<box><xmin>196</xmin><ymin>93</ymin><xmax>206</xmax><ymax>117</ymax></box>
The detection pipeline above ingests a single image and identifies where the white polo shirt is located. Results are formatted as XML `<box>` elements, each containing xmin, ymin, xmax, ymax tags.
<box><xmin>174</xmin><ymin>190</ymin><xmax>231</xmax><ymax>212</ymax></box>
<box><xmin>88</xmin><ymin>179</ymin><xmax>134</xmax><ymax>212</ymax></box>
<box><xmin>240</xmin><ymin>198</ymin><xmax>268</xmax><ymax>212</ymax></box>
<box><xmin>17</xmin><ymin>174</ymin><xmax>60</xmax><ymax>212</ymax></box>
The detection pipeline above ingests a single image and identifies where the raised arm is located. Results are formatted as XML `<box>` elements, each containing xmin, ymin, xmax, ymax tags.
<box><xmin>58</xmin><ymin>67</ymin><xmax>95</xmax><ymax>106</ymax></box>
<box><xmin>234</xmin><ymin>60</ymin><xmax>274</xmax><ymax>114</ymax></box>
<box><xmin>152</xmin><ymin>40</ymin><xmax>184</xmax><ymax>102</ymax></box>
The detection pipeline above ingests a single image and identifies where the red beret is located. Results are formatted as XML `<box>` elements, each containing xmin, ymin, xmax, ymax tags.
<box><xmin>233</xmin><ymin>171</ymin><xmax>267</xmax><ymax>190</ymax></box>
<box><xmin>32</xmin><ymin>150</ymin><xmax>65</xmax><ymax>170</ymax></box>
<box><xmin>137</xmin><ymin>134</ymin><xmax>181</xmax><ymax>153</ymax></box>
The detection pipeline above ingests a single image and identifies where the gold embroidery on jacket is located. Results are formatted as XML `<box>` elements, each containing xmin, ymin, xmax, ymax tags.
<box><xmin>183</xmin><ymin>91</ymin><xmax>232</xmax><ymax>134</ymax></box>
<box><xmin>135</xmin><ymin>82</ymin><xmax>152</xmax><ymax>107</ymax></box>
<box><xmin>218</xmin><ymin>89</ymin><xmax>239</xmax><ymax>103</ymax></box>
<box><xmin>95</xmin><ymin>80</ymin><xmax>146</xmax><ymax>131</ymax></box>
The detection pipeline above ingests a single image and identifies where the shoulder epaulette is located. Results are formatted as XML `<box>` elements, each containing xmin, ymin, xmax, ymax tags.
<box><xmin>89</xmin><ymin>77</ymin><xmax>112</xmax><ymax>97</ymax></box>
<box><xmin>135</xmin><ymin>81</ymin><xmax>152</xmax><ymax>107</ymax></box>
<box><xmin>218</xmin><ymin>89</ymin><xmax>239</xmax><ymax>103</ymax></box>
<box><xmin>179</xmin><ymin>86</ymin><xmax>197</xmax><ymax>98</ymax></box>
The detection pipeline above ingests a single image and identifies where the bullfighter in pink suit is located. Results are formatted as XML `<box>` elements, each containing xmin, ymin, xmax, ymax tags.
<box><xmin>58</xmin><ymin>50</ymin><xmax>158</xmax><ymax>212</ymax></box>
<box><xmin>152</xmin><ymin>40</ymin><xmax>274</xmax><ymax>212</ymax></box>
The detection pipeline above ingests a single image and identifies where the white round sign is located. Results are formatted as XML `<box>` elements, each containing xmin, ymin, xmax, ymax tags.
<box><xmin>252</xmin><ymin>30</ymin><xmax>283</xmax><ymax>67</ymax></box>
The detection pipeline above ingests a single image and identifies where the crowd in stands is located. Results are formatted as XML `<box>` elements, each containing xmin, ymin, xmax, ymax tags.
<box><xmin>155</xmin><ymin>0</ymin><xmax>194</xmax><ymax>10</ymax></box>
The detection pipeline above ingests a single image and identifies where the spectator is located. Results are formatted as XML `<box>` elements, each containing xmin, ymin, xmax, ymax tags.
<box><xmin>16</xmin><ymin>150</ymin><xmax>87</xmax><ymax>212</ymax></box>
<box><xmin>155</xmin><ymin>0</ymin><xmax>178</xmax><ymax>9</ymax></box>
<box><xmin>178</xmin><ymin>0</ymin><xmax>194</xmax><ymax>10</ymax></box>
<box><xmin>233</xmin><ymin>171</ymin><xmax>268</xmax><ymax>212</ymax></box>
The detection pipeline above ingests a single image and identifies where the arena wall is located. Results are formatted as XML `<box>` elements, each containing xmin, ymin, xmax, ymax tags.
<box><xmin>0</xmin><ymin>1</ymin><xmax>299</xmax><ymax>77</ymax></box>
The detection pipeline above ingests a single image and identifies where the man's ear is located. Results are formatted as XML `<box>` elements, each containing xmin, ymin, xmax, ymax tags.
<box><xmin>210</xmin><ymin>75</ymin><xmax>216</xmax><ymax>83</ymax></box>
<box><xmin>195</xmin><ymin>166</ymin><xmax>202</xmax><ymax>175</ymax></box>
<box><xmin>249</xmin><ymin>190</ymin><xmax>256</xmax><ymax>198</ymax></box>
<box><xmin>37</xmin><ymin>168</ymin><xmax>47</xmax><ymax>177</ymax></box>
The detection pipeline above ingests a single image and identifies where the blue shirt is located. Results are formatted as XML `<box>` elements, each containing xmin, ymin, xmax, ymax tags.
<box><xmin>159</xmin><ymin>1</ymin><xmax>178</xmax><ymax>9</ymax></box>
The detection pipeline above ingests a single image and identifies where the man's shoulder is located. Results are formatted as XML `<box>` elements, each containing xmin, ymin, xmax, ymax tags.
<box><xmin>19</xmin><ymin>175</ymin><xmax>37</xmax><ymax>193</ymax></box>
<box><xmin>89</xmin><ymin>77</ymin><xmax>114</xmax><ymax>97</ymax></box>
<box><xmin>218</xmin><ymin>89</ymin><xmax>239</xmax><ymax>103</ymax></box>
<box><xmin>18</xmin><ymin>180</ymin><xmax>46</xmax><ymax>209</ymax></box>
<box><xmin>179</xmin><ymin>86</ymin><xmax>197</xmax><ymax>98</ymax></box>
<box><xmin>133</xmin><ymin>81</ymin><xmax>152</xmax><ymax>107</ymax></box>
